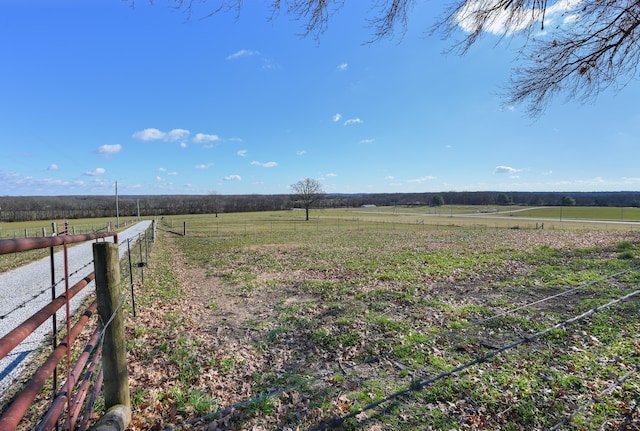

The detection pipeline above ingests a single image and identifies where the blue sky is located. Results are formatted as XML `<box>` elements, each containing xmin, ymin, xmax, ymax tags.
<box><xmin>1</xmin><ymin>1</ymin><xmax>639</xmax><ymax>196</ymax></box>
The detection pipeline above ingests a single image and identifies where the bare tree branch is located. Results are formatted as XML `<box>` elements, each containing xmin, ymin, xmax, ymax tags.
<box><xmin>158</xmin><ymin>0</ymin><xmax>640</xmax><ymax>115</ymax></box>
<box><xmin>507</xmin><ymin>0</ymin><xmax>640</xmax><ymax>114</ymax></box>
<box><xmin>368</xmin><ymin>0</ymin><xmax>415</xmax><ymax>41</ymax></box>
<box><xmin>290</xmin><ymin>178</ymin><xmax>324</xmax><ymax>221</ymax></box>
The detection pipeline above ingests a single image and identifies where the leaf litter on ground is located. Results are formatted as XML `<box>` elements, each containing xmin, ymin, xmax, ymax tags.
<box><xmin>126</xmin><ymin>225</ymin><xmax>640</xmax><ymax>430</ymax></box>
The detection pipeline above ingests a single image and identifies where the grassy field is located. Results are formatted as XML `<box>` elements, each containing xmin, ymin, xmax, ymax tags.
<box><xmin>0</xmin><ymin>217</ymin><xmax>137</xmax><ymax>272</ymax></box>
<box><xmin>123</xmin><ymin>210</ymin><xmax>640</xmax><ymax>430</ymax></box>
<box><xmin>156</xmin><ymin>205</ymin><xmax>640</xmax><ymax>233</ymax></box>
<box><xmin>504</xmin><ymin>206</ymin><xmax>640</xmax><ymax>221</ymax></box>
<box><xmin>347</xmin><ymin>204</ymin><xmax>640</xmax><ymax>221</ymax></box>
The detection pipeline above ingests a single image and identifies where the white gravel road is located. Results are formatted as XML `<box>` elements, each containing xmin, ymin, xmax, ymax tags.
<box><xmin>0</xmin><ymin>220</ymin><xmax>152</xmax><ymax>396</ymax></box>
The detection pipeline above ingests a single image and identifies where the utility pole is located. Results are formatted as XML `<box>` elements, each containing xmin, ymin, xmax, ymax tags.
<box><xmin>115</xmin><ymin>181</ymin><xmax>120</xmax><ymax>229</ymax></box>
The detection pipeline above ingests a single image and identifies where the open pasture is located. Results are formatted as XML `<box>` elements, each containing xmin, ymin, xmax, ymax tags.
<box><xmin>161</xmin><ymin>205</ymin><xmax>640</xmax><ymax>235</ymax></box>
<box><xmin>127</xmin><ymin>211</ymin><xmax>640</xmax><ymax>430</ymax></box>
<box><xmin>0</xmin><ymin>217</ymin><xmax>137</xmax><ymax>273</ymax></box>
<box><xmin>503</xmin><ymin>206</ymin><xmax>640</xmax><ymax>222</ymax></box>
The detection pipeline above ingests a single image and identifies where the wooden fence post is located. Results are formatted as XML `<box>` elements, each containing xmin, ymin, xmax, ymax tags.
<box><xmin>92</xmin><ymin>242</ymin><xmax>130</xmax><ymax>421</ymax></box>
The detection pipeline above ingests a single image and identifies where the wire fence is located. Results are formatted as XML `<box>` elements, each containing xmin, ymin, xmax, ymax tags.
<box><xmin>0</xmin><ymin>220</ymin><xmax>154</xmax><ymax>430</ymax></box>
<box><xmin>8</xmin><ymin>217</ymin><xmax>633</xmax><ymax>429</ymax></box>
<box><xmin>155</xmin><ymin>264</ymin><xmax>640</xmax><ymax>430</ymax></box>
<box><xmin>0</xmin><ymin>218</ymin><xmax>143</xmax><ymax>240</ymax></box>
<box><xmin>160</xmin><ymin>212</ymin><xmax>640</xmax><ymax>237</ymax></box>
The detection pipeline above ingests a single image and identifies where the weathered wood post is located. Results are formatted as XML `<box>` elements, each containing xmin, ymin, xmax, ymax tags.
<box><xmin>92</xmin><ymin>242</ymin><xmax>131</xmax><ymax>430</ymax></box>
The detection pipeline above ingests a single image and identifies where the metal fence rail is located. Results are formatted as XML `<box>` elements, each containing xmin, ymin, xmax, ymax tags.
<box><xmin>0</xmin><ymin>228</ymin><xmax>118</xmax><ymax>430</ymax></box>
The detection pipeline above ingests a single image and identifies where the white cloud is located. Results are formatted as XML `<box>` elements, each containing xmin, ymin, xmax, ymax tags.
<box><xmin>296</xmin><ymin>150</ymin><xmax>307</xmax><ymax>156</ymax></box>
<box><xmin>226</xmin><ymin>49</ymin><xmax>260</xmax><ymax>60</ymax></box>
<box><xmin>456</xmin><ymin>0</ymin><xmax>581</xmax><ymax>35</ymax></box>
<box><xmin>359</xmin><ymin>138</ymin><xmax>375</xmax><ymax>144</ymax></box>
<box><xmin>495</xmin><ymin>165</ymin><xmax>521</xmax><ymax>174</ymax></box>
<box><xmin>132</xmin><ymin>128</ymin><xmax>190</xmax><ymax>142</ymax></box>
<box><xmin>563</xmin><ymin>13</ymin><xmax>581</xmax><ymax>25</ymax></box>
<box><xmin>132</xmin><ymin>128</ymin><xmax>165</xmax><ymax>141</ymax></box>
<box><xmin>48</xmin><ymin>164</ymin><xmax>59</xmax><ymax>171</ymax></box>
<box><xmin>84</xmin><ymin>168</ymin><xmax>106</xmax><ymax>176</ymax></box>
<box><xmin>195</xmin><ymin>163</ymin><xmax>213</xmax><ymax>169</ymax></box>
<box><xmin>325</xmin><ymin>173</ymin><xmax>337</xmax><ymax>177</ymax></box>
<box><xmin>344</xmin><ymin>118</ymin><xmax>363</xmax><ymax>126</ymax></box>
<box><xmin>157</xmin><ymin>167</ymin><xmax>167</xmax><ymax>172</ymax></box>
<box><xmin>237</xmin><ymin>150</ymin><xmax>248</xmax><ymax>157</ymax></box>
<box><xmin>251</xmin><ymin>161</ymin><xmax>278</xmax><ymax>168</ymax></box>
<box><xmin>408</xmin><ymin>175</ymin><xmax>437</xmax><ymax>183</ymax></box>
<box><xmin>385</xmin><ymin>175</ymin><xmax>395</xmax><ymax>180</ymax></box>
<box><xmin>224</xmin><ymin>174</ymin><xmax>242</xmax><ymax>181</ymax></box>
<box><xmin>91</xmin><ymin>178</ymin><xmax>110</xmax><ymax>187</ymax></box>
<box><xmin>166</xmin><ymin>129</ymin><xmax>190</xmax><ymax>142</ymax></box>
<box><xmin>336</xmin><ymin>63</ymin><xmax>348</xmax><ymax>71</ymax></box>
<box><xmin>193</xmin><ymin>133</ymin><xmax>220</xmax><ymax>143</ymax></box>
<box><xmin>167</xmin><ymin>171</ymin><xmax>178</xmax><ymax>176</ymax></box>
<box><xmin>332</xmin><ymin>113</ymin><xmax>342</xmax><ymax>122</ymax></box>
<box><xmin>261</xmin><ymin>58</ymin><xmax>280</xmax><ymax>70</ymax></box>
<box><xmin>180</xmin><ymin>142</ymin><xmax>187</xmax><ymax>148</ymax></box>
<box><xmin>96</xmin><ymin>144</ymin><xmax>122</xmax><ymax>157</ymax></box>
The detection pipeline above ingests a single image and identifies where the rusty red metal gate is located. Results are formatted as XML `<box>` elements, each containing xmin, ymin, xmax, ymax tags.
<box><xmin>0</xmin><ymin>226</ymin><xmax>118</xmax><ymax>430</ymax></box>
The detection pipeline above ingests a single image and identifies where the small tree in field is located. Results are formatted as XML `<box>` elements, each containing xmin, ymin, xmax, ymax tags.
<box><xmin>496</xmin><ymin>193</ymin><xmax>513</xmax><ymax>206</ymax></box>
<box><xmin>207</xmin><ymin>191</ymin><xmax>224</xmax><ymax>217</ymax></box>
<box><xmin>290</xmin><ymin>178</ymin><xmax>324</xmax><ymax>221</ymax></box>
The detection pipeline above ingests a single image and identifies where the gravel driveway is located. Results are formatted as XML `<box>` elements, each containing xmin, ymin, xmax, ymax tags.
<box><xmin>0</xmin><ymin>220</ymin><xmax>152</xmax><ymax>396</ymax></box>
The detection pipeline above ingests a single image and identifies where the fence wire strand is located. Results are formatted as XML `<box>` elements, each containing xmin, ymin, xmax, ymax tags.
<box><xmin>620</xmin><ymin>392</ymin><xmax>640</xmax><ymax>431</ymax></box>
<box><xmin>0</xmin><ymin>261</ymin><xmax>93</xmax><ymax>321</ymax></box>
<box><xmin>549</xmin><ymin>365</ymin><xmax>640</xmax><ymax>431</ymax></box>
<box><xmin>309</xmin><ymin>287</ymin><xmax>640</xmax><ymax>430</ymax></box>
<box><xmin>159</xmin><ymin>268</ymin><xmax>640</xmax><ymax>431</ymax></box>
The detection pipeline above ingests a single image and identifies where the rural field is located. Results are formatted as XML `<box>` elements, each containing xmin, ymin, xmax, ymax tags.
<box><xmin>0</xmin><ymin>217</ymin><xmax>136</xmax><ymax>272</ymax></box>
<box><xmin>122</xmin><ymin>208</ymin><xmax>640</xmax><ymax>430</ymax></box>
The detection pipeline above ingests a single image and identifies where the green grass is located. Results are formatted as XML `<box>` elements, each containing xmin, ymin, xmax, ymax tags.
<box><xmin>130</xmin><ymin>211</ymin><xmax>640</xmax><ymax>430</ymax></box>
<box><xmin>506</xmin><ymin>206</ymin><xmax>640</xmax><ymax>221</ymax></box>
<box><xmin>0</xmin><ymin>216</ymin><xmax>143</xmax><ymax>273</ymax></box>
<box><xmin>157</xmin><ymin>205</ymin><xmax>640</xmax><ymax>235</ymax></box>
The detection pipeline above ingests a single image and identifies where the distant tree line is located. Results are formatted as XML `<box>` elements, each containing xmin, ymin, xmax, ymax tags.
<box><xmin>2</xmin><ymin>191</ymin><xmax>640</xmax><ymax>222</ymax></box>
<box><xmin>327</xmin><ymin>191</ymin><xmax>640</xmax><ymax>209</ymax></box>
